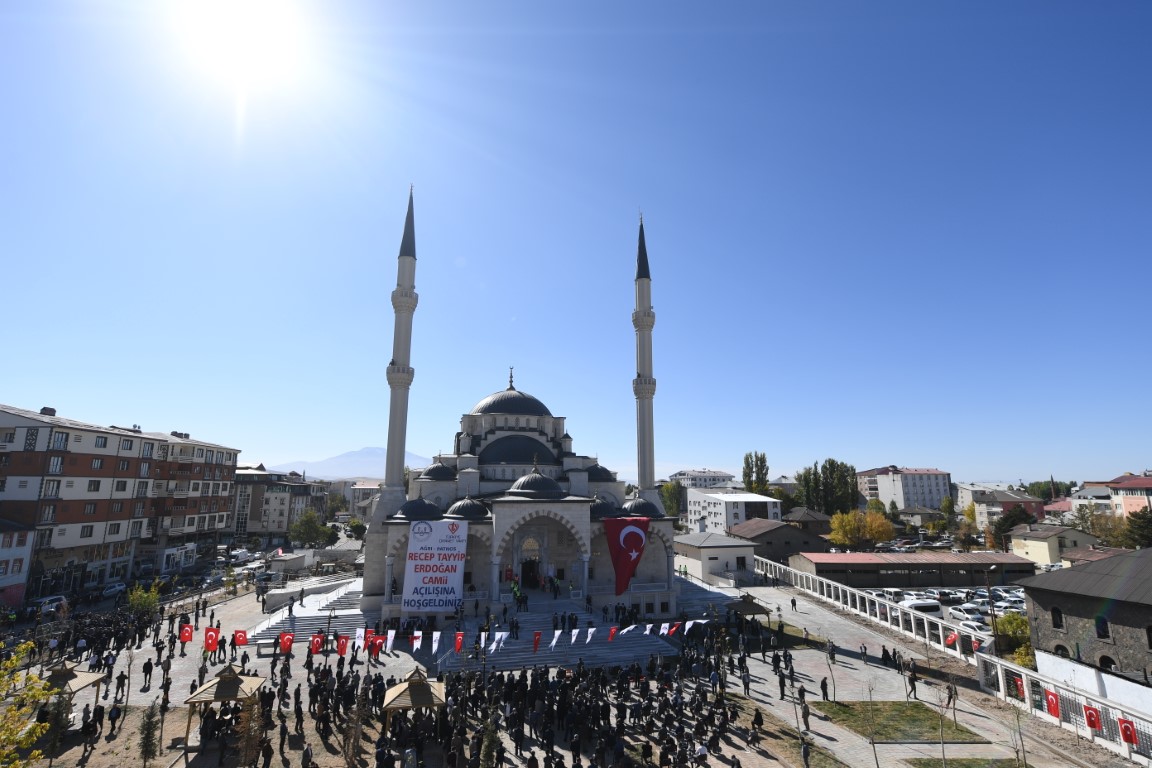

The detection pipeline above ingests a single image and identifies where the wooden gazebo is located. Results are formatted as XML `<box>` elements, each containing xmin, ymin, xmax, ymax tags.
<box><xmin>380</xmin><ymin>667</ymin><xmax>446</xmax><ymax>734</ymax></box>
<box><xmin>43</xmin><ymin>662</ymin><xmax>106</xmax><ymax>699</ymax></box>
<box><xmin>182</xmin><ymin>664</ymin><xmax>266</xmax><ymax>750</ymax></box>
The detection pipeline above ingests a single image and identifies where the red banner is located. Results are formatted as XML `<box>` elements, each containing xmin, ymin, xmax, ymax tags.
<box><xmin>179</xmin><ymin>624</ymin><xmax>193</xmax><ymax>643</ymax></box>
<box><xmin>309</xmin><ymin>634</ymin><xmax>324</xmax><ymax>654</ymax></box>
<box><xmin>455</xmin><ymin>632</ymin><xmax>464</xmax><ymax>653</ymax></box>
<box><xmin>279</xmin><ymin>632</ymin><xmax>295</xmax><ymax>655</ymax></box>
<box><xmin>204</xmin><ymin>627</ymin><xmax>220</xmax><ymax>652</ymax></box>
<box><xmin>1119</xmin><ymin>718</ymin><xmax>1139</xmax><ymax>745</ymax></box>
<box><xmin>364</xmin><ymin>629</ymin><xmax>375</xmax><ymax>648</ymax></box>
<box><xmin>1045</xmin><ymin>690</ymin><xmax>1060</xmax><ymax>718</ymax></box>
<box><xmin>608</xmin><ymin>627</ymin><xmax>618</xmax><ymax>643</ymax></box>
<box><xmin>533</xmin><ymin>631</ymin><xmax>542</xmax><ymax>653</ymax></box>
<box><xmin>1084</xmin><ymin>705</ymin><xmax>1102</xmax><ymax>730</ymax></box>
<box><xmin>371</xmin><ymin>636</ymin><xmax>387</xmax><ymax>655</ymax></box>
<box><xmin>1013</xmin><ymin>678</ymin><xmax>1025</xmax><ymax>699</ymax></box>
<box><xmin>603</xmin><ymin>517</ymin><xmax>650</xmax><ymax>596</ymax></box>
<box><xmin>336</xmin><ymin>635</ymin><xmax>349</xmax><ymax>657</ymax></box>
<box><xmin>668</xmin><ymin>622</ymin><xmax>682</xmax><ymax>636</ymax></box>
<box><xmin>232</xmin><ymin>630</ymin><xmax>248</xmax><ymax>646</ymax></box>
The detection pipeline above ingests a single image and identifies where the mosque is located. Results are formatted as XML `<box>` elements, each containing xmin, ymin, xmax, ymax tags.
<box><xmin>361</xmin><ymin>193</ymin><xmax>679</xmax><ymax>622</ymax></box>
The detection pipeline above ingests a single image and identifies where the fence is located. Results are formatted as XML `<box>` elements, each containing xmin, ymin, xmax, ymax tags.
<box><xmin>753</xmin><ymin>555</ymin><xmax>1152</xmax><ymax>766</ymax></box>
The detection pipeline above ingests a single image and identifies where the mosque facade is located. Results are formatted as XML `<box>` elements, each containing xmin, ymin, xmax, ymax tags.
<box><xmin>361</xmin><ymin>193</ymin><xmax>677</xmax><ymax>622</ymax></box>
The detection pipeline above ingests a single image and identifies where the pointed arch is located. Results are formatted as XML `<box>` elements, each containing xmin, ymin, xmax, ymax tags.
<box><xmin>496</xmin><ymin>510</ymin><xmax>589</xmax><ymax>559</ymax></box>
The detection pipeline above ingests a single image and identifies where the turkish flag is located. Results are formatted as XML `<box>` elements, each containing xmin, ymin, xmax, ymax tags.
<box><xmin>336</xmin><ymin>635</ymin><xmax>349</xmax><ymax>656</ymax></box>
<box><xmin>1084</xmin><ymin>705</ymin><xmax>1102</xmax><ymax>730</ymax></box>
<box><xmin>603</xmin><ymin>517</ymin><xmax>650</xmax><ymax>596</ymax></box>
<box><xmin>533</xmin><ymin>631</ymin><xmax>542</xmax><ymax>654</ymax></box>
<box><xmin>1119</xmin><ymin>718</ymin><xmax>1139</xmax><ymax>745</ymax></box>
<box><xmin>364</xmin><ymin>629</ymin><xmax>375</xmax><ymax>648</ymax></box>
<box><xmin>608</xmin><ymin>627</ymin><xmax>618</xmax><ymax>643</ymax></box>
<box><xmin>944</xmin><ymin>631</ymin><xmax>957</xmax><ymax>647</ymax></box>
<box><xmin>455</xmin><ymin>632</ymin><xmax>464</xmax><ymax>653</ymax></box>
<box><xmin>232</xmin><ymin>630</ymin><xmax>248</xmax><ymax>646</ymax></box>
<box><xmin>309</xmin><ymin>634</ymin><xmax>324</xmax><ymax>654</ymax></box>
<box><xmin>1045</xmin><ymin>689</ymin><xmax>1060</xmax><ymax>718</ymax></box>
<box><xmin>179</xmin><ymin>624</ymin><xmax>193</xmax><ymax>643</ymax></box>
<box><xmin>1013</xmin><ymin>678</ymin><xmax>1025</xmax><ymax>699</ymax></box>
<box><xmin>279</xmin><ymin>632</ymin><xmax>295</xmax><ymax>655</ymax></box>
<box><xmin>371</xmin><ymin>636</ymin><xmax>387</xmax><ymax>655</ymax></box>
<box><xmin>204</xmin><ymin>627</ymin><xmax>220</xmax><ymax>652</ymax></box>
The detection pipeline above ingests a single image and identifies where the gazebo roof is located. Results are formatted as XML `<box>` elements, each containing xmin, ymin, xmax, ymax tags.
<box><xmin>44</xmin><ymin>662</ymin><xmax>105</xmax><ymax>696</ymax></box>
<box><xmin>184</xmin><ymin>664</ymin><xmax>266</xmax><ymax>705</ymax></box>
<box><xmin>724</xmin><ymin>594</ymin><xmax>772</xmax><ymax>616</ymax></box>
<box><xmin>380</xmin><ymin>667</ymin><xmax>446</xmax><ymax>711</ymax></box>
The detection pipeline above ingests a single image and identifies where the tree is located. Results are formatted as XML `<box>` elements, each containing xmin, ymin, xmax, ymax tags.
<box><xmin>865</xmin><ymin>499</ymin><xmax>887</xmax><ymax>517</ymax></box>
<box><xmin>288</xmin><ymin>510</ymin><xmax>331</xmax><ymax>549</ymax></box>
<box><xmin>1124</xmin><ymin>507</ymin><xmax>1152</xmax><ymax>548</ymax></box>
<box><xmin>829</xmin><ymin>512</ymin><xmax>866</xmax><ymax>548</ymax></box>
<box><xmin>992</xmin><ymin>505</ymin><xmax>1036</xmax><ymax>547</ymax></box>
<box><xmin>0</xmin><ymin>642</ymin><xmax>54</xmax><ymax>768</ymax></box>
<box><xmin>796</xmin><ymin>458</ymin><xmax>858</xmax><ymax>515</ymax></box>
<box><xmin>325</xmin><ymin>527</ymin><xmax>340</xmax><ymax>547</ymax></box>
<box><xmin>1022</xmin><ymin>478</ymin><xmax>1077</xmax><ymax>504</ymax></box>
<box><xmin>940</xmin><ymin>495</ymin><xmax>955</xmax><ymax>521</ymax></box>
<box><xmin>659</xmin><ymin>481</ymin><xmax>684</xmax><ymax>516</ymax></box>
<box><xmin>127</xmin><ymin>583</ymin><xmax>161</xmax><ymax>620</ymax></box>
<box><xmin>327</xmin><ymin>493</ymin><xmax>349</xmax><ymax>517</ymax></box>
<box><xmin>888</xmin><ymin>500</ymin><xmax>900</xmax><ymax>521</ymax></box>
<box><xmin>742</xmin><ymin>452</ymin><xmax>770</xmax><ymax>495</ymax></box>
<box><xmin>139</xmin><ymin>699</ymin><xmax>160</xmax><ymax>768</ymax></box>
<box><xmin>863</xmin><ymin>510</ymin><xmax>895</xmax><ymax>544</ymax></box>
<box><xmin>996</xmin><ymin>613</ymin><xmax>1035</xmax><ymax>668</ymax></box>
<box><xmin>765</xmin><ymin>486</ymin><xmax>800</xmax><ymax>515</ymax></box>
<box><xmin>347</xmin><ymin>519</ymin><xmax>367</xmax><ymax>540</ymax></box>
<box><xmin>961</xmin><ymin>502</ymin><xmax>976</xmax><ymax>525</ymax></box>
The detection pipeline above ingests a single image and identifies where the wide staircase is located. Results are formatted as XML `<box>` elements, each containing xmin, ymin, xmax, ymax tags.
<box><xmin>250</xmin><ymin>586</ymin><xmax>379</xmax><ymax>648</ymax></box>
<box><xmin>426</xmin><ymin>598</ymin><xmax>680</xmax><ymax>674</ymax></box>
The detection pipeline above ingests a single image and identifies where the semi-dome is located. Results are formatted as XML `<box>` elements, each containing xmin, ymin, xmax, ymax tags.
<box><xmin>418</xmin><ymin>462</ymin><xmax>457</xmax><ymax>481</ymax></box>
<box><xmin>507</xmin><ymin>470</ymin><xmax>565</xmax><ymax>499</ymax></box>
<box><xmin>478</xmin><ymin>436</ymin><xmax>557</xmax><ymax>466</ymax></box>
<box><xmin>446</xmin><ymin>497</ymin><xmax>489</xmax><ymax>520</ymax></box>
<box><xmin>622</xmin><ymin>497</ymin><xmax>664</xmax><ymax>518</ymax></box>
<box><xmin>585</xmin><ymin>463</ymin><xmax>615</xmax><ymax>482</ymax></box>
<box><xmin>589</xmin><ymin>495</ymin><xmax>617</xmax><ymax>519</ymax></box>
<box><xmin>471</xmin><ymin>386</ymin><xmax>552</xmax><ymax>417</ymax></box>
<box><xmin>396</xmin><ymin>498</ymin><xmax>442</xmax><ymax>520</ymax></box>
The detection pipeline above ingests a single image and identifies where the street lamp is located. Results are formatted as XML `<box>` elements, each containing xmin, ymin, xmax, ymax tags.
<box><xmin>984</xmin><ymin>565</ymin><xmax>999</xmax><ymax>657</ymax></box>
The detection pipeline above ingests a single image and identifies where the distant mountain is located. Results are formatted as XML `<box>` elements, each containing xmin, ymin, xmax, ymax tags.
<box><xmin>271</xmin><ymin>448</ymin><xmax>432</xmax><ymax>481</ymax></box>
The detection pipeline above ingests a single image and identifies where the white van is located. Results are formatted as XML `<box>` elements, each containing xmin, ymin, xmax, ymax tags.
<box><xmin>229</xmin><ymin>549</ymin><xmax>252</xmax><ymax>565</ymax></box>
<box><xmin>898</xmin><ymin>598</ymin><xmax>944</xmax><ymax>619</ymax></box>
<box><xmin>881</xmin><ymin>588</ymin><xmax>904</xmax><ymax>602</ymax></box>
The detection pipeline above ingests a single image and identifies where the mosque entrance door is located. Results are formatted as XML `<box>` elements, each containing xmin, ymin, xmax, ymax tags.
<box><xmin>520</xmin><ymin>536</ymin><xmax>543</xmax><ymax>588</ymax></box>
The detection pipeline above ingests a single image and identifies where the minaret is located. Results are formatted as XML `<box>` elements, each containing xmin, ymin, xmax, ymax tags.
<box><xmin>363</xmin><ymin>191</ymin><xmax>419</xmax><ymax>610</ymax></box>
<box><xmin>632</xmin><ymin>218</ymin><xmax>664</xmax><ymax>513</ymax></box>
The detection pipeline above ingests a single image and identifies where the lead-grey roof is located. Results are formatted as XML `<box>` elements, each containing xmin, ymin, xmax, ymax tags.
<box><xmin>1016</xmin><ymin>547</ymin><xmax>1152</xmax><ymax>606</ymax></box>
<box><xmin>470</xmin><ymin>387</ymin><xmax>553</xmax><ymax>417</ymax></box>
<box><xmin>675</xmin><ymin>532</ymin><xmax>753</xmax><ymax>549</ymax></box>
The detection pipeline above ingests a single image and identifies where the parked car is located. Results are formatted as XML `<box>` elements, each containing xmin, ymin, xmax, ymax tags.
<box><xmin>26</xmin><ymin>595</ymin><xmax>69</xmax><ymax>618</ymax></box>
<box><xmin>957</xmin><ymin>620</ymin><xmax>989</xmax><ymax>634</ymax></box>
<box><xmin>949</xmin><ymin>605</ymin><xmax>985</xmax><ymax>622</ymax></box>
<box><xmin>101</xmin><ymin>582</ymin><xmax>127</xmax><ymax>599</ymax></box>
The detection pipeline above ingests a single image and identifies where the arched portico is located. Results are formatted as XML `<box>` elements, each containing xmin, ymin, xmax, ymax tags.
<box><xmin>494</xmin><ymin>511</ymin><xmax>590</xmax><ymax>595</ymax></box>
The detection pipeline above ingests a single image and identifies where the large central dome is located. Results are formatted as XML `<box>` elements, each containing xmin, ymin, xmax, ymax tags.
<box><xmin>470</xmin><ymin>385</ymin><xmax>552</xmax><ymax>417</ymax></box>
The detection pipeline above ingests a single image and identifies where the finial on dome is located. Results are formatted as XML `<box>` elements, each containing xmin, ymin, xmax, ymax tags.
<box><xmin>508</xmin><ymin>366</ymin><xmax>515</xmax><ymax>390</ymax></box>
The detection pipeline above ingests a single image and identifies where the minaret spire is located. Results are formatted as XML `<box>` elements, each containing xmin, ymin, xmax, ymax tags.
<box><xmin>384</xmin><ymin>190</ymin><xmax>419</xmax><ymax>490</ymax></box>
<box><xmin>632</xmin><ymin>217</ymin><xmax>660</xmax><ymax>509</ymax></box>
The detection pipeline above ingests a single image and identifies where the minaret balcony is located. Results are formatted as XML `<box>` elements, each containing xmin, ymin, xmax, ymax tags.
<box><xmin>632</xmin><ymin>377</ymin><xmax>657</xmax><ymax>398</ymax></box>
<box><xmin>632</xmin><ymin>309</ymin><xmax>655</xmax><ymax>330</ymax></box>
<box><xmin>391</xmin><ymin>289</ymin><xmax>419</xmax><ymax>313</ymax></box>
<box><xmin>387</xmin><ymin>366</ymin><xmax>415</xmax><ymax>387</ymax></box>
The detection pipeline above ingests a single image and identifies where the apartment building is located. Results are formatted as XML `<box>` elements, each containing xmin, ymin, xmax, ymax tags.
<box><xmin>684</xmin><ymin>488</ymin><xmax>780</xmax><ymax>534</ymax></box>
<box><xmin>0</xmin><ymin>404</ymin><xmax>240</xmax><ymax>598</ymax></box>
<box><xmin>668</xmin><ymin>469</ymin><xmax>737</xmax><ymax>489</ymax></box>
<box><xmin>234</xmin><ymin>464</ymin><xmax>325</xmax><ymax>550</ymax></box>
<box><xmin>857</xmin><ymin>465</ymin><xmax>952</xmax><ymax>510</ymax></box>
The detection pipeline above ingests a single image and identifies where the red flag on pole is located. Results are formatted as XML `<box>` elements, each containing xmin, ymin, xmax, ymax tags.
<box><xmin>454</xmin><ymin>632</ymin><xmax>464</xmax><ymax>653</ymax></box>
<box><xmin>668</xmin><ymin>622</ymin><xmax>682</xmax><ymax>636</ymax></box>
<box><xmin>944</xmin><ymin>631</ymin><xmax>957</xmax><ymax>646</ymax></box>
<box><xmin>370</xmin><ymin>636</ymin><xmax>386</xmax><ymax>657</ymax></box>
<box><xmin>1084</xmin><ymin>705</ymin><xmax>1102</xmax><ymax>730</ymax></box>
<box><xmin>608</xmin><ymin>627</ymin><xmax>618</xmax><ymax>643</ymax></box>
<box><xmin>1013</xmin><ymin>678</ymin><xmax>1025</xmax><ymax>699</ymax></box>
<box><xmin>336</xmin><ymin>635</ymin><xmax>349</xmax><ymax>656</ymax></box>
<box><xmin>364</xmin><ymin>629</ymin><xmax>375</xmax><ymax>648</ymax></box>
<box><xmin>603</xmin><ymin>517</ymin><xmax>650</xmax><ymax>596</ymax></box>
<box><xmin>1119</xmin><ymin>718</ymin><xmax>1139</xmax><ymax>745</ymax></box>
<box><xmin>179</xmin><ymin>624</ymin><xmax>193</xmax><ymax>643</ymax></box>
<box><xmin>1044</xmin><ymin>689</ymin><xmax>1060</xmax><ymax>718</ymax></box>
<box><xmin>279</xmin><ymin>632</ymin><xmax>295</xmax><ymax>654</ymax></box>
<box><xmin>309</xmin><ymin>634</ymin><xmax>324</xmax><ymax>654</ymax></box>
<box><xmin>533</xmin><ymin>631</ymin><xmax>542</xmax><ymax>653</ymax></box>
<box><xmin>232</xmin><ymin>630</ymin><xmax>248</xmax><ymax>646</ymax></box>
<box><xmin>204</xmin><ymin>627</ymin><xmax>220</xmax><ymax>652</ymax></box>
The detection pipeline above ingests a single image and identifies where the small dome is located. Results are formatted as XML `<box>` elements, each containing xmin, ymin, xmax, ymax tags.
<box><xmin>508</xmin><ymin>470</ymin><xmax>565</xmax><ymax>499</ymax></box>
<box><xmin>622</xmin><ymin>497</ymin><xmax>664</xmax><ymax>518</ymax></box>
<box><xmin>589</xmin><ymin>496</ymin><xmax>617</xmax><ymax>519</ymax></box>
<box><xmin>585</xmin><ymin>463</ymin><xmax>615</xmax><ymax>482</ymax></box>
<box><xmin>419</xmin><ymin>462</ymin><xmax>457</xmax><ymax>481</ymax></box>
<box><xmin>397</xmin><ymin>498</ymin><xmax>442</xmax><ymax>521</ymax></box>
<box><xmin>471</xmin><ymin>386</ymin><xmax>552</xmax><ymax>417</ymax></box>
<box><xmin>446</xmin><ymin>497</ymin><xmax>489</xmax><ymax>520</ymax></box>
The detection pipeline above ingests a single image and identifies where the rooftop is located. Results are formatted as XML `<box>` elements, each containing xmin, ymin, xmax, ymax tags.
<box><xmin>1060</xmin><ymin>546</ymin><xmax>1133</xmax><ymax>564</ymax></box>
<box><xmin>1008</xmin><ymin>524</ymin><xmax>1082</xmax><ymax>540</ymax></box>
<box><xmin>728</xmin><ymin>518</ymin><xmax>790</xmax><ymax>539</ymax></box>
<box><xmin>796</xmin><ymin>552</ymin><xmax>1031</xmax><ymax>566</ymax></box>
<box><xmin>1017</xmin><ymin>547</ymin><xmax>1152</xmax><ymax>605</ymax></box>
<box><xmin>675</xmin><ymin>532</ymin><xmax>754</xmax><ymax>549</ymax></box>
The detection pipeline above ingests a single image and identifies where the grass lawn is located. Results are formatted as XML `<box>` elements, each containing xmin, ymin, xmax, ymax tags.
<box><xmin>817</xmin><ymin>701</ymin><xmax>988</xmax><ymax>743</ymax></box>
<box><xmin>905</xmin><ymin>760</ymin><xmax>1019</xmax><ymax>768</ymax></box>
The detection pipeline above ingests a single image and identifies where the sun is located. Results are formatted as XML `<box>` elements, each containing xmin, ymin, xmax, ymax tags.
<box><xmin>172</xmin><ymin>0</ymin><xmax>311</xmax><ymax>95</ymax></box>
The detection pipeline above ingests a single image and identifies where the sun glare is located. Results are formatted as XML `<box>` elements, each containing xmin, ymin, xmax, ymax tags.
<box><xmin>173</xmin><ymin>0</ymin><xmax>311</xmax><ymax>94</ymax></box>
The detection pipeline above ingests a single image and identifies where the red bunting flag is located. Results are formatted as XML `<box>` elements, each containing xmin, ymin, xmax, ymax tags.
<box><xmin>204</xmin><ymin>627</ymin><xmax>220</xmax><ymax>652</ymax></box>
<box><xmin>1014</xmin><ymin>677</ymin><xmax>1025</xmax><ymax>699</ymax></box>
<box><xmin>608</xmin><ymin>627</ymin><xmax>618</xmax><ymax>643</ymax></box>
<box><xmin>603</xmin><ymin>517</ymin><xmax>650</xmax><ymax>596</ymax></box>
<box><xmin>1119</xmin><ymin>718</ymin><xmax>1139</xmax><ymax>745</ymax></box>
<box><xmin>309</xmin><ymin>634</ymin><xmax>324</xmax><ymax>654</ymax></box>
<box><xmin>944</xmin><ymin>631</ymin><xmax>957</xmax><ymax>646</ymax></box>
<box><xmin>411</xmin><ymin>631</ymin><xmax>423</xmax><ymax>650</ymax></box>
<box><xmin>455</xmin><ymin>632</ymin><xmax>464</xmax><ymax>653</ymax></box>
<box><xmin>232</xmin><ymin>629</ymin><xmax>248</xmax><ymax>646</ymax></box>
<box><xmin>668</xmin><ymin>622</ymin><xmax>682</xmax><ymax>637</ymax></box>
<box><xmin>279</xmin><ymin>632</ymin><xmax>295</xmax><ymax>654</ymax></box>
<box><xmin>1084</xmin><ymin>705</ymin><xmax>1102</xmax><ymax>730</ymax></box>
<box><xmin>533</xmin><ymin>631</ymin><xmax>542</xmax><ymax>653</ymax></box>
<box><xmin>1044</xmin><ymin>689</ymin><xmax>1060</xmax><ymax>718</ymax></box>
<box><xmin>336</xmin><ymin>635</ymin><xmax>349</xmax><ymax>657</ymax></box>
<box><xmin>179</xmin><ymin>624</ymin><xmax>193</xmax><ymax>643</ymax></box>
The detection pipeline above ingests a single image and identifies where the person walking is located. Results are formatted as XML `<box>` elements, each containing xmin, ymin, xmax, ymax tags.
<box><xmin>790</xmin><ymin>597</ymin><xmax>797</xmax><ymax>611</ymax></box>
<box><xmin>859</xmin><ymin>643</ymin><xmax>868</xmax><ymax>664</ymax></box>
<box><xmin>801</xmin><ymin>701</ymin><xmax>811</xmax><ymax>732</ymax></box>
<box><xmin>820</xmin><ymin>677</ymin><xmax>829</xmax><ymax>701</ymax></box>
<box><xmin>108</xmin><ymin>702</ymin><xmax>122</xmax><ymax>735</ymax></box>
<box><xmin>778</xmin><ymin>671</ymin><xmax>786</xmax><ymax>700</ymax></box>
<box><xmin>142</xmin><ymin>658</ymin><xmax>153</xmax><ymax>688</ymax></box>
<box><xmin>801</xmin><ymin>740</ymin><xmax>811</xmax><ymax>768</ymax></box>
<box><xmin>303</xmin><ymin>742</ymin><xmax>314</xmax><ymax>768</ymax></box>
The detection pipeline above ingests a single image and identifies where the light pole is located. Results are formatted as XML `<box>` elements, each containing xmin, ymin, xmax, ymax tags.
<box><xmin>325</xmin><ymin>607</ymin><xmax>336</xmax><ymax>657</ymax></box>
<box><xmin>984</xmin><ymin>565</ymin><xmax>999</xmax><ymax>657</ymax></box>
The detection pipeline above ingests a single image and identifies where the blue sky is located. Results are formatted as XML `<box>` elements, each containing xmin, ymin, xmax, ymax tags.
<box><xmin>3</xmin><ymin>2</ymin><xmax>1150</xmax><ymax>485</ymax></box>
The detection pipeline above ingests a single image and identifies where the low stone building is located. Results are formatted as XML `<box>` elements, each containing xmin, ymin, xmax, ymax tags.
<box><xmin>1017</xmin><ymin>547</ymin><xmax>1152</xmax><ymax>678</ymax></box>
<box><xmin>673</xmin><ymin>532</ymin><xmax>755</xmax><ymax>582</ymax></box>
<box><xmin>781</xmin><ymin>507</ymin><xmax>831</xmax><ymax>536</ymax></box>
<box><xmin>788</xmin><ymin>551</ymin><xmax>1035</xmax><ymax>589</ymax></box>
<box><xmin>1008</xmin><ymin>523</ymin><xmax>1098</xmax><ymax>567</ymax></box>
<box><xmin>728</xmin><ymin>517</ymin><xmax>826</xmax><ymax>563</ymax></box>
